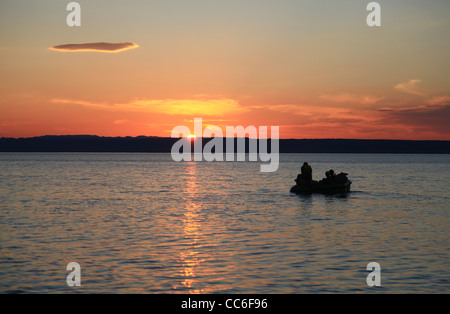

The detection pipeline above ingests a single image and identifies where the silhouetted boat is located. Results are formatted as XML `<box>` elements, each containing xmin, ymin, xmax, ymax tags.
<box><xmin>290</xmin><ymin>172</ymin><xmax>352</xmax><ymax>195</ymax></box>
<box><xmin>290</xmin><ymin>181</ymin><xmax>352</xmax><ymax>194</ymax></box>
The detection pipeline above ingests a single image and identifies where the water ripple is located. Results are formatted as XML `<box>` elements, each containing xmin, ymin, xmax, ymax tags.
<box><xmin>0</xmin><ymin>153</ymin><xmax>449</xmax><ymax>293</ymax></box>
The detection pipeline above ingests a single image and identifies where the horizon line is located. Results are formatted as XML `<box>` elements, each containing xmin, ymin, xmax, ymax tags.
<box><xmin>1</xmin><ymin>135</ymin><xmax>449</xmax><ymax>142</ymax></box>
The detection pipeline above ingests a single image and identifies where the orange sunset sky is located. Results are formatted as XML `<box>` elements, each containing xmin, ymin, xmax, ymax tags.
<box><xmin>0</xmin><ymin>0</ymin><xmax>449</xmax><ymax>140</ymax></box>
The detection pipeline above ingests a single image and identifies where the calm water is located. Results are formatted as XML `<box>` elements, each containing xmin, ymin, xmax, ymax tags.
<box><xmin>0</xmin><ymin>153</ymin><xmax>449</xmax><ymax>294</ymax></box>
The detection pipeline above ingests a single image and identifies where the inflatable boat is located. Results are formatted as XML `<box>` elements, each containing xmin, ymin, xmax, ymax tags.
<box><xmin>290</xmin><ymin>180</ymin><xmax>352</xmax><ymax>194</ymax></box>
<box><xmin>290</xmin><ymin>172</ymin><xmax>352</xmax><ymax>195</ymax></box>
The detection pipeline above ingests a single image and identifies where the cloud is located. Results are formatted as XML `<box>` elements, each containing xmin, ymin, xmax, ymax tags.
<box><xmin>320</xmin><ymin>94</ymin><xmax>384</xmax><ymax>105</ymax></box>
<box><xmin>49</xmin><ymin>42</ymin><xmax>139</xmax><ymax>53</ymax></box>
<box><xmin>266</xmin><ymin>100</ymin><xmax>450</xmax><ymax>139</ymax></box>
<box><xmin>52</xmin><ymin>98</ymin><xmax>245</xmax><ymax>116</ymax></box>
<box><xmin>378</xmin><ymin>100</ymin><xmax>450</xmax><ymax>136</ymax></box>
<box><xmin>113</xmin><ymin>119</ymin><xmax>131</xmax><ymax>125</ymax></box>
<box><xmin>266</xmin><ymin>104</ymin><xmax>373</xmax><ymax>122</ymax></box>
<box><xmin>394</xmin><ymin>79</ymin><xmax>426</xmax><ymax>96</ymax></box>
<box><xmin>381</xmin><ymin>95</ymin><xmax>450</xmax><ymax>112</ymax></box>
<box><xmin>426</xmin><ymin>95</ymin><xmax>450</xmax><ymax>106</ymax></box>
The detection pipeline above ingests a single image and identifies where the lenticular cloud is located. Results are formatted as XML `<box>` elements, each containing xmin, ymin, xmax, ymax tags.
<box><xmin>50</xmin><ymin>42</ymin><xmax>139</xmax><ymax>53</ymax></box>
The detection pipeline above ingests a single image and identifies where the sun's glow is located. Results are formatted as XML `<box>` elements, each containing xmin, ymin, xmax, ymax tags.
<box><xmin>188</xmin><ymin>135</ymin><xmax>197</xmax><ymax>138</ymax></box>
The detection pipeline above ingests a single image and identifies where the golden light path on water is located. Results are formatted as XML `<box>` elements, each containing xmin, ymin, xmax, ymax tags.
<box><xmin>179</xmin><ymin>163</ymin><xmax>202</xmax><ymax>292</ymax></box>
<box><xmin>175</xmin><ymin>162</ymin><xmax>234</xmax><ymax>293</ymax></box>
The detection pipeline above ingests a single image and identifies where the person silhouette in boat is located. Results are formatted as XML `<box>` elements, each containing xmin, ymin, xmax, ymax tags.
<box><xmin>300</xmin><ymin>162</ymin><xmax>313</xmax><ymax>182</ymax></box>
<box><xmin>325</xmin><ymin>169</ymin><xmax>336</xmax><ymax>183</ymax></box>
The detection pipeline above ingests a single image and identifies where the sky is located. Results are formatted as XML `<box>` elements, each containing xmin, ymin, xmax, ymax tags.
<box><xmin>0</xmin><ymin>0</ymin><xmax>449</xmax><ymax>140</ymax></box>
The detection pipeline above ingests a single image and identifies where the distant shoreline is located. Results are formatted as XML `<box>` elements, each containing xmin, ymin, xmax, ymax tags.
<box><xmin>1</xmin><ymin>136</ymin><xmax>449</xmax><ymax>154</ymax></box>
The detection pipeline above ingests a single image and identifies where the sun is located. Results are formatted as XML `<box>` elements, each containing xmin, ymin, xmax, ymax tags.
<box><xmin>187</xmin><ymin>135</ymin><xmax>197</xmax><ymax>139</ymax></box>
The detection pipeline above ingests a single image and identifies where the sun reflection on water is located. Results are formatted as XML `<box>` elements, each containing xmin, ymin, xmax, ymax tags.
<box><xmin>177</xmin><ymin>163</ymin><xmax>204</xmax><ymax>293</ymax></box>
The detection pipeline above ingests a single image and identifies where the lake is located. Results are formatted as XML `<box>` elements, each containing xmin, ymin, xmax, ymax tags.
<box><xmin>0</xmin><ymin>153</ymin><xmax>449</xmax><ymax>293</ymax></box>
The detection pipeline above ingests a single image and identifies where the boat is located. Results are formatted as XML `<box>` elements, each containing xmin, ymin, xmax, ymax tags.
<box><xmin>290</xmin><ymin>180</ymin><xmax>352</xmax><ymax>194</ymax></box>
<box><xmin>290</xmin><ymin>172</ymin><xmax>352</xmax><ymax>195</ymax></box>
